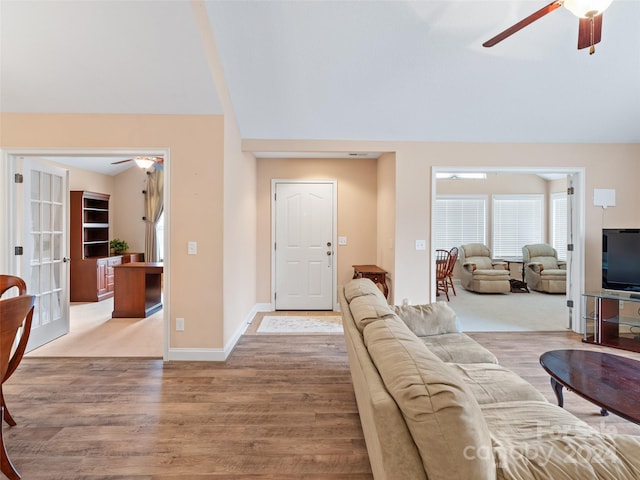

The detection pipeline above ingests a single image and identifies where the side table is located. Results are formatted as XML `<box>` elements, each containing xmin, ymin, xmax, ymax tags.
<box><xmin>352</xmin><ymin>265</ymin><xmax>389</xmax><ymax>299</ymax></box>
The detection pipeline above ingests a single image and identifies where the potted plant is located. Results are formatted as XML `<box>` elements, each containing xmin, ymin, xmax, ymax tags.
<box><xmin>110</xmin><ymin>238</ymin><xmax>129</xmax><ymax>255</ymax></box>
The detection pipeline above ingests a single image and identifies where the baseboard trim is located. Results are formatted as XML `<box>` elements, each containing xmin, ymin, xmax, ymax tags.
<box><xmin>167</xmin><ymin>347</ymin><xmax>227</xmax><ymax>361</ymax></box>
<box><xmin>167</xmin><ymin>303</ymin><xmax>265</xmax><ymax>361</ymax></box>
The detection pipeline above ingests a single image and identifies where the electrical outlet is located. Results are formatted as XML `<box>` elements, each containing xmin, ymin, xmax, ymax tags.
<box><xmin>176</xmin><ymin>318</ymin><xmax>185</xmax><ymax>331</ymax></box>
<box><xmin>188</xmin><ymin>241</ymin><xmax>197</xmax><ymax>255</ymax></box>
<box><xmin>415</xmin><ymin>239</ymin><xmax>426</xmax><ymax>251</ymax></box>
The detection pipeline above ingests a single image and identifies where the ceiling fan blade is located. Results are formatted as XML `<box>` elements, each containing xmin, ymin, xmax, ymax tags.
<box><xmin>111</xmin><ymin>159</ymin><xmax>134</xmax><ymax>165</ymax></box>
<box><xmin>483</xmin><ymin>0</ymin><xmax>563</xmax><ymax>48</ymax></box>
<box><xmin>577</xmin><ymin>13</ymin><xmax>603</xmax><ymax>50</ymax></box>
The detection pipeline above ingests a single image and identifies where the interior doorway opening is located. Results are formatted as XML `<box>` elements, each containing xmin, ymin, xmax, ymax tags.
<box><xmin>1</xmin><ymin>148</ymin><xmax>170</xmax><ymax>359</ymax></box>
<box><xmin>431</xmin><ymin>167</ymin><xmax>584</xmax><ymax>334</ymax></box>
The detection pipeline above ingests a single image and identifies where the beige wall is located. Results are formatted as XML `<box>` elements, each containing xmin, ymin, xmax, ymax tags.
<box><xmin>1</xmin><ymin>112</ymin><xmax>227</xmax><ymax>351</ymax></box>
<box><xmin>255</xmin><ymin>157</ymin><xmax>377</xmax><ymax>304</ymax></box>
<box><xmin>377</xmin><ymin>152</ymin><xmax>396</xmax><ymax>301</ymax></box>
<box><xmin>4</xmin><ymin>115</ymin><xmax>639</xmax><ymax>353</ymax></box>
<box><xmin>393</xmin><ymin>142</ymin><xmax>640</xmax><ymax>304</ymax></box>
<box><xmin>244</xmin><ymin>139</ymin><xmax>640</xmax><ymax>307</ymax></box>
<box><xmin>111</xmin><ymin>167</ymin><xmax>148</xmax><ymax>255</ymax></box>
<box><xmin>223</xmin><ymin>113</ymin><xmax>257</xmax><ymax>346</ymax></box>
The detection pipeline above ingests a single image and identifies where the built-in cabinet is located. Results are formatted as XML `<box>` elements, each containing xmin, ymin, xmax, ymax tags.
<box><xmin>70</xmin><ymin>190</ymin><xmax>143</xmax><ymax>302</ymax></box>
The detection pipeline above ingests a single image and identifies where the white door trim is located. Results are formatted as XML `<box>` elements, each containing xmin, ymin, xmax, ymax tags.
<box><xmin>271</xmin><ymin>179</ymin><xmax>338</xmax><ymax>311</ymax></box>
<box><xmin>431</xmin><ymin>166</ymin><xmax>585</xmax><ymax>334</ymax></box>
<box><xmin>0</xmin><ymin>147</ymin><xmax>171</xmax><ymax>360</ymax></box>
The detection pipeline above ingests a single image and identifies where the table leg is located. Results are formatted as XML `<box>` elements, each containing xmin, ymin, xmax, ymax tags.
<box><xmin>550</xmin><ymin>377</ymin><xmax>564</xmax><ymax>407</ymax></box>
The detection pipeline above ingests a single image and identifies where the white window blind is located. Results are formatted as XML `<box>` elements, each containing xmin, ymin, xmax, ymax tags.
<box><xmin>492</xmin><ymin>195</ymin><xmax>544</xmax><ymax>257</ymax></box>
<box><xmin>551</xmin><ymin>193</ymin><xmax>567</xmax><ymax>260</ymax></box>
<box><xmin>434</xmin><ymin>196</ymin><xmax>487</xmax><ymax>251</ymax></box>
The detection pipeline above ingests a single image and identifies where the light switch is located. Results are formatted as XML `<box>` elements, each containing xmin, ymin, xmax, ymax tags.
<box><xmin>338</xmin><ymin>236</ymin><xmax>347</xmax><ymax>245</ymax></box>
<box><xmin>415</xmin><ymin>239</ymin><xmax>426</xmax><ymax>251</ymax></box>
<box><xmin>188</xmin><ymin>241</ymin><xmax>197</xmax><ymax>255</ymax></box>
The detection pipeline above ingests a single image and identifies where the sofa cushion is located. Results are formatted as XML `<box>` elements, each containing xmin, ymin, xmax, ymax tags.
<box><xmin>448</xmin><ymin>363</ymin><xmax>547</xmax><ymax>404</ymax></box>
<box><xmin>364</xmin><ymin>317</ymin><xmax>496</xmax><ymax>480</ymax></box>
<box><xmin>344</xmin><ymin>278</ymin><xmax>387</xmax><ymax>303</ymax></box>
<box><xmin>391</xmin><ymin>302</ymin><xmax>460</xmax><ymax>336</ymax></box>
<box><xmin>482</xmin><ymin>401</ymin><xmax>640</xmax><ymax>480</ymax></box>
<box><xmin>349</xmin><ymin>294</ymin><xmax>396</xmax><ymax>333</ymax></box>
<box><xmin>420</xmin><ymin>332</ymin><xmax>498</xmax><ymax>364</ymax></box>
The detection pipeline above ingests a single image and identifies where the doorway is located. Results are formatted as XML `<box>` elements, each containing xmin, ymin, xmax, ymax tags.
<box><xmin>431</xmin><ymin>167</ymin><xmax>585</xmax><ymax>334</ymax></box>
<box><xmin>1</xmin><ymin>148</ymin><xmax>170</xmax><ymax>359</ymax></box>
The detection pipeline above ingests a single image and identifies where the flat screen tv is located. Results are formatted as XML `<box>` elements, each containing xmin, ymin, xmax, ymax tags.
<box><xmin>602</xmin><ymin>229</ymin><xmax>640</xmax><ymax>292</ymax></box>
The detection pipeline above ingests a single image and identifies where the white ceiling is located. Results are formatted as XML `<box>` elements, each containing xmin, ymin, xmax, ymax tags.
<box><xmin>38</xmin><ymin>155</ymin><xmax>139</xmax><ymax>176</ymax></box>
<box><xmin>2</xmin><ymin>0</ymin><xmax>639</xmax><ymax>151</ymax></box>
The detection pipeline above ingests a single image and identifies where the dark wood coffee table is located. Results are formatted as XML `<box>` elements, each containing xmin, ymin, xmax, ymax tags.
<box><xmin>540</xmin><ymin>349</ymin><xmax>640</xmax><ymax>424</ymax></box>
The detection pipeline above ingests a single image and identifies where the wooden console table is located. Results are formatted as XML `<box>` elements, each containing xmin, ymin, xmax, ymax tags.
<box><xmin>112</xmin><ymin>262</ymin><xmax>163</xmax><ymax>318</ymax></box>
<box><xmin>353</xmin><ymin>265</ymin><xmax>389</xmax><ymax>299</ymax></box>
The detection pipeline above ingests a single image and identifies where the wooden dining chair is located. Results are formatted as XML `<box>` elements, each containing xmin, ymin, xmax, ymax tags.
<box><xmin>435</xmin><ymin>249</ymin><xmax>452</xmax><ymax>301</ymax></box>
<box><xmin>0</xmin><ymin>276</ymin><xmax>30</xmax><ymax>427</ymax></box>
<box><xmin>446</xmin><ymin>246</ymin><xmax>459</xmax><ymax>297</ymax></box>
<box><xmin>0</xmin><ymin>294</ymin><xmax>35</xmax><ymax>480</ymax></box>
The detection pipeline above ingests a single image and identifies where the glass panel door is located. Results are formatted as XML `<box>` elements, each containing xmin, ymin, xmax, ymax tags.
<box><xmin>17</xmin><ymin>158</ymin><xmax>70</xmax><ymax>352</ymax></box>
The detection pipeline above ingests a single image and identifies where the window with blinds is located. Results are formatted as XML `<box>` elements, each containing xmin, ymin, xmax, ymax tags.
<box><xmin>492</xmin><ymin>195</ymin><xmax>544</xmax><ymax>257</ymax></box>
<box><xmin>551</xmin><ymin>193</ymin><xmax>567</xmax><ymax>260</ymax></box>
<box><xmin>434</xmin><ymin>196</ymin><xmax>487</xmax><ymax>251</ymax></box>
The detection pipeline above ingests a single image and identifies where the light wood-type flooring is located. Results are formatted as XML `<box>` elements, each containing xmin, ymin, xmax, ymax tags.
<box><xmin>5</xmin><ymin>329</ymin><xmax>640</xmax><ymax>478</ymax></box>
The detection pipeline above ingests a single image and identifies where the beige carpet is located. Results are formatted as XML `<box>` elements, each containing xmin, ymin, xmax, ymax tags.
<box><xmin>257</xmin><ymin>315</ymin><xmax>343</xmax><ymax>334</ymax></box>
<box><xmin>445</xmin><ymin>281</ymin><xmax>569</xmax><ymax>332</ymax></box>
<box><xmin>26</xmin><ymin>298</ymin><xmax>163</xmax><ymax>357</ymax></box>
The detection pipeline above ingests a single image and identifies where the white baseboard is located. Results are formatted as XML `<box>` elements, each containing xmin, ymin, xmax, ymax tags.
<box><xmin>167</xmin><ymin>302</ymin><xmax>267</xmax><ymax>361</ymax></box>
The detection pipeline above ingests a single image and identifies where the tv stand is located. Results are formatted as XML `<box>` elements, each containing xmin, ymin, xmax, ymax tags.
<box><xmin>582</xmin><ymin>292</ymin><xmax>640</xmax><ymax>354</ymax></box>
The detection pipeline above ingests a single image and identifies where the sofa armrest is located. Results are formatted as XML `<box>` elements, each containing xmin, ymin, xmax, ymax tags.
<box><xmin>463</xmin><ymin>262</ymin><xmax>477</xmax><ymax>272</ymax></box>
<box><xmin>558</xmin><ymin>261</ymin><xmax>567</xmax><ymax>270</ymax></box>
<box><xmin>491</xmin><ymin>261</ymin><xmax>507</xmax><ymax>271</ymax></box>
<box><xmin>527</xmin><ymin>262</ymin><xmax>544</xmax><ymax>273</ymax></box>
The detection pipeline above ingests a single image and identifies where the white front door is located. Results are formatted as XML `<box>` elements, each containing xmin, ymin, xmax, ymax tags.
<box><xmin>274</xmin><ymin>181</ymin><xmax>335</xmax><ymax>310</ymax></box>
<box><xmin>12</xmin><ymin>157</ymin><xmax>70</xmax><ymax>352</ymax></box>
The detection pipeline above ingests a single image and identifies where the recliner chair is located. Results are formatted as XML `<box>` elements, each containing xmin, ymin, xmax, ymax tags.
<box><xmin>459</xmin><ymin>243</ymin><xmax>511</xmax><ymax>293</ymax></box>
<box><xmin>522</xmin><ymin>243</ymin><xmax>566</xmax><ymax>293</ymax></box>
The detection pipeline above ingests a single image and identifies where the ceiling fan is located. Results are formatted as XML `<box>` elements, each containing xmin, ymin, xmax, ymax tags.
<box><xmin>111</xmin><ymin>156</ymin><xmax>163</xmax><ymax>170</ymax></box>
<box><xmin>483</xmin><ymin>0</ymin><xmax>614</xmax><ymax>54</ymax></box>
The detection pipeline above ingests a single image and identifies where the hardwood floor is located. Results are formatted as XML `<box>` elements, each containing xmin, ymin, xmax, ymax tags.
<box><xmin>5</xmin><ymin>330</ymin><xmax>640</xmax><ymax>478</ymax></box>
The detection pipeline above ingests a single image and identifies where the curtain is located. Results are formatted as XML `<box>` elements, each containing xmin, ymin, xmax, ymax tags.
<box><xmin>144</xmin><ymin>167</ymin><xmax>164</xmax><ymax>262</ymax></box>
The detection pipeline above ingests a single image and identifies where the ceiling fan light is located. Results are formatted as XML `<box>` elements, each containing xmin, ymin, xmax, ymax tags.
<box><xmin>134</xmin><ymin>157</ymin><xmax>155</xmax><ymax>169</ymax></box>
<box><xmin>564</xmin><ymin>0</ymin><xmax>613</xmax><ymax>18</ymax></box>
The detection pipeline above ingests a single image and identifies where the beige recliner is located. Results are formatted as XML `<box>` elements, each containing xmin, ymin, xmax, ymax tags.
<box><xmin>522</xmin><ymin>243</ymin><xmax>566</xmax><ymax>293</ymax></box>
<box><xmin>459</xmin><ymin>243</ymin><xmax>511</xmax><ymax>293</ymax></box>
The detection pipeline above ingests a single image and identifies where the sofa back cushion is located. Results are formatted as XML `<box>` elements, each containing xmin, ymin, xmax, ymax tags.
<box><xmin>364</xmin><ymin>316</ymin><xmax>496</xmax><ymax>480</ymax></box>
<box><xmin>391</xmin><ymin>302</ymin><xmax>460</xmax><ymax>336</ymax></box>
<box><xmin>344</xmin><ymin>278</ymin><xmax>387</xmax><ymax>303</ymax></box>
<box><xmin>349</xmin><ymin>294</ymin><xmax>396</xmax><ymax>333</ymax></box>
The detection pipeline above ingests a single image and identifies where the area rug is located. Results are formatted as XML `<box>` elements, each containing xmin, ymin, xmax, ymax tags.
<box><xmin>257</xmin><ymin>315</ymin><xmax>343</xmax><ymax>334</ymax></box>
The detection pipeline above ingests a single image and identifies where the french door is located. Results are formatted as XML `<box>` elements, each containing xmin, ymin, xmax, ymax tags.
<box><xmin>12</xmin><ymin>157</ymin><xmax>70</xmax><ymax>352</ymax></box>
<box><xmin>273</xmin><ymin>181</ymin><xmax>336</xmax><ymax>310</ymax></box>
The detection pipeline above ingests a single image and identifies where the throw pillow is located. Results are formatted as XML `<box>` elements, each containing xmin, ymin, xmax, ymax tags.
<box><xmin>391</xmin><ymin>302</ymin><xmax>460</xmax><ymax>336</ymax></box>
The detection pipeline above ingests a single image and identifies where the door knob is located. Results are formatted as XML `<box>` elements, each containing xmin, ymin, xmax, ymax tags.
<box><xmin>62</xmin><ymin>257</ymin><xmax>71</xmax><ymax>263</ymax></box>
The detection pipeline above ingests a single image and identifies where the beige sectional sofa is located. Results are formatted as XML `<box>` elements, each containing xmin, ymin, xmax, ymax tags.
<box><xmin>339</xmin><ymin>278</ymin><xmax>640</xmax><ymax>480</ymax></box>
